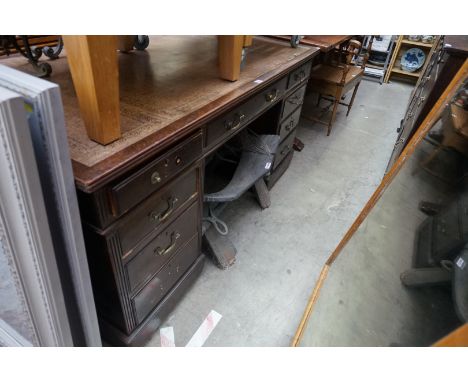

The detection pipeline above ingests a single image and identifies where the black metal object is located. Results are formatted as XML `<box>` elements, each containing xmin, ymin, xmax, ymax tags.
<box><xmin>0</xmin><ymin>36</ymin><xmax>64</xmax><ymax>77</ymax></box>
<box><xmin>134</xmin><ymin>35</ymin><xmax>150</xmax><ymax>51</ymax></box>
<box><xmin>290</xmin><ymin>35</ymin><xmax>302</xmax><ymax>48</ymax></box>
<box><xmin>202</xmin><ymin>131</ymin><xmax>280</xmax><ymax>268</ymax></box>
<box><xmin>43</xmin><ymin>37</ymin><xmax>64</xmax><ymax>59</ymax></box>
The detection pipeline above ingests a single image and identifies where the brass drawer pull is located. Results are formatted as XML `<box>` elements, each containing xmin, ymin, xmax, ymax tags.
<box><xmin>154</xmin><ymin>231</ymin><xmax>180</xmax><ymax>257</ymax></box>
<box><xmin>285</xmin><ymin>119</ymin><xmax>295</xmax><ymax>131</ymax></box>
<box><xmin>294</xmin><ymin>69</ymin><xmax>306</xmax><ymax>82</ymax></box>
<box><xmin>225</xmin><ymin>112</ymin><xmax>245</xmax><ymax>130</ymax></box>
<box><xmin>265</xmin><ymin>89</ymin><xmax>279</xmax><ymax>103</ymax></box>
<box><xmin>151</xmin><ymin>171</ymin><xmax>162</xmax><ymax>184</ymax></box>
<box><xmin>287</xmin><ymin>96</ymin><xmax>303</xmax><ymax>106</ymax></box>
<box><xmin>149</xmin><ymin>196</ymin><xmax>179</xmax><ymax>222</ymax></box>
<box><xmin>280</xmin><ymin>145</ymin><xmax>291</xmax><ymax>156</ymax></box>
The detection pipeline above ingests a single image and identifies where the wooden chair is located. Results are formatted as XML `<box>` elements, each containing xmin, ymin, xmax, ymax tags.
<box><xmin>304</xmin><ymin>38</ymin><xmax>372</xmax><ymax>135</ymax></box>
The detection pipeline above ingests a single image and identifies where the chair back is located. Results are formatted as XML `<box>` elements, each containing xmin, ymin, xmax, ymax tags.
<box><xmin>326</xmin><ymin>37</ymin><xmax>373</xmax><ymax>69</ymax></box>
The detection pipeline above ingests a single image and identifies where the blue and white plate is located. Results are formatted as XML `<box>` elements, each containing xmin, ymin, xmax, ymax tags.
<box><xmin>401</xmin><ymin>48</ymin><xmax>426</xmax><ymax>72</ymax></box>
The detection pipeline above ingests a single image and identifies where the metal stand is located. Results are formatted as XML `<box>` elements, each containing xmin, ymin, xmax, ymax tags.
<box><xmin>134</xmin><ymin>35</ymin><xmax>150</xmax><ymax>50</ymax></box>
<box><xmin>0</xmin><ymin>36</ymin><xmax>64</xmax><ymax>77</ymax></box>
<box><xmin>363</xmin><ymin>35</ymin><xmax>395</xmax><ymax>85</ymax></box>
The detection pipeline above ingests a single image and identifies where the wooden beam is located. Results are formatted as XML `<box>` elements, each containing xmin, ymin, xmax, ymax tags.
<box><xmin>218</xmin><ymin>35</ymin><xmax>244</xmax><ymax>81</ymax></box>
<box><xmin>433</xmin><ymin>323</ymin><xmax>468</xmax><ymax>346</ymax></box>
<box><xmin>290</xmin><ymin>265</ymin><xmax>330</xmax><ymax>346</ymax></box>
<box><xmin>117</xmin><ymin>35</ymin><xmax>135</xmax><ymax>52</ymax></box>
<box><xmin>243</xmin><ymin>35</ymin><xmax>253</xmax><ymax>47</ymax></box>
<box><xmin>63</xmin><ymin>35</ymin><xmax>121</xmax><ymax>145</ymax></box>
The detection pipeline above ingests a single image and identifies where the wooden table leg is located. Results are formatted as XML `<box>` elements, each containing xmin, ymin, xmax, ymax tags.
<box><xmin>243</xmin><ymin>35</ymin><xmax>253</xmax><ymax>47</ymax></box>
<box><xmin>218</xmin><ymin>35</ymin><xmax>245</xmax><ymax>81</ymax></box>
<box><xmin>62</xmin><ymin>35</ymin><xmax>120</xmax><ymax>145</ymax></box>
<box><xmin>118</xmin><ymin>36</ymin><xmax>135</xmax><ymax>52</ymax></box>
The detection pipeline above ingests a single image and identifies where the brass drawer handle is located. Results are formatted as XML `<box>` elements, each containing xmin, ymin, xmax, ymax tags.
<box><xmin>287</xmin><ymin>96</ymin><xmax>303</xmax><ymax>106</ymax></box>
<box><xmin>149</xmin><ymin>196</ymin><xmax>179</xmax><ymax>222</ymax></box>
<box><xmin>151</xmin><ymin>171</ymin><xmax>162</xmax><ymax>184</ymax></box>
<box><xmin>280</xmin><ymin>145</ymin><xmax>291</xmax><ymax>156</ymax></box>
<box><xmin>265</xmin><ymin>89</ymin><xmax>279</xmax><ymax>103</ymax></box>
<box><xmin>294</xmin><ymin>69</ymin><xmax>306</xmax><ymax>82</ymax></box>
<box><xmin>154</xmin><ymin>231</ymin><xmax>180</xmax><ymax>257</ymax></box>
<box><xmin>225</xmin><ymin>112</ymin><xmax>245</xmax><ymax>130</ymax></box>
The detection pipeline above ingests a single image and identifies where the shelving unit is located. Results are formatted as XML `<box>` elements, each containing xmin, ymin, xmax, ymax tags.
<box><xmin>384</xmin><ymin>35</ymin><xmax>440</xmax><ymax>83</ymax></box>
<box><xmin>362</xmin><ymin>35</ymin><xmax>395</xmax><ymax>84</ymax></box>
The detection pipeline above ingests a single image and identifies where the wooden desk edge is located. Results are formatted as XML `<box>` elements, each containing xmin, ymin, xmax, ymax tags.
<box><xmin>73</xmin><ymin>46</ymin><xmax>320</xmax><ymax>193</ymax></box>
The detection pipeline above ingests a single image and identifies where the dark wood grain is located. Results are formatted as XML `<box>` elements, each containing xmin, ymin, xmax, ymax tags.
<box><xmin>267</xmin><ymin>36</ymin><xmax>353</xmax><ymax>53</ymax></box>
<box><xmin>444</xmin><ymin>35</ymin><xmax>468</xmax><ymax>56</ymax></box>
<box><xmin>300</xmin><ymin>36</ymin><xmax>353</xmax><ymax>52</ymax></box>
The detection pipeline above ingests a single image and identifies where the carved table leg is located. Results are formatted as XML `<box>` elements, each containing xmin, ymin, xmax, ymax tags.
<box><xmin>63</xmin><ymin>35</ymin><xmax>121</xmax><ymax>145</ymax></box>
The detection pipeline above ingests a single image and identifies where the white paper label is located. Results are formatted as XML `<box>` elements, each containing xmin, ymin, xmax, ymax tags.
<box><xmin>456</xmin><ymin>257</ymin><xmax>466</xmax><ymax>269</ymax></box>
<box><xmin>265</xmin><ymin>162</ymin><xmax>271</xmax><ymax>170</ymax></box>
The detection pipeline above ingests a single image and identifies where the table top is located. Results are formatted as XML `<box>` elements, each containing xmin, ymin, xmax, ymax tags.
<box><xmin>444</xmin><ymin>35</ymin><xmax>468</xmax><ymax>56</ymax></box>
<box><xmin>301</xmin><ymin>35</ymin><xmax>353</xmax><ymax>52</ymax></box>
<box><xmin>1</xmin><ymin>36</ymin><xmax>319</xmax><ymax>191</ymax></box>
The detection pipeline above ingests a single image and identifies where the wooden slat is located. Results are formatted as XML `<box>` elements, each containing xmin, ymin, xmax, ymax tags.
<box><xmin>62</xmin><ymin>35</ymin><xmax>121</xmax><ymax>145</ymax></box>
<box><xmin>433</xmin><ymin>323</ymin><xmax>468</xmax><ymax>346</ymax></box>
<box><xmin>401</xmin><ymin>39</ymin><xmax>434</xmax><ymax>49</ymax></box>
<box><xmin>391</xmin><ymin>67</ymin><xmax>420</xmax><ymax>78</ymax></box>
<box><xmin>290</xmin><ymin>265</ymin><xmax>329</xmax><ymax>346</ymax></box>
<box><xmin>243</xmin><ymin>35</ymin><xmax>253</xmax><ymax>47</ymax></box>
<box><xmin>384</xmin><ymin>35</ymin><xmax>402</xmax><ymax>83</ymax></box>
<box><xmin>117</xmin><ymin>36</ymin><xmax>135</xmax><ymax>52</ymax></box>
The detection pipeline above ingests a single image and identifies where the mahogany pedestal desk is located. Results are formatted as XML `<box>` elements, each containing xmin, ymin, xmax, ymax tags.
<box><xmin>32</xmin><ymin>36</ymin><xmax>320</xmax><ymax>345</ymax></box>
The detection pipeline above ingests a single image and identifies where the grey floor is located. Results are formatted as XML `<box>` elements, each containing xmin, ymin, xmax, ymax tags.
<box><xmin>299</xmin><ymin>137</ymin><xmax>462</xmax><ymax>347</ymax></box>
<box><xmin>146</xmin><ymin>78</ymin><xmax>414</xmax><ymax>347</ymax></box>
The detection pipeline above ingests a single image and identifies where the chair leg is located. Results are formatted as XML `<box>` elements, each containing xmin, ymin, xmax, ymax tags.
<box><xmin>317</xmin><ymin>93</ymin><xmax>322</xmax><ymax>107</ymax></box>
<box><xmin>346</xmin><ymin>82</ymin><xmax>361</xmax><ymax>117</ymax></box>
<box><xmin>327</xmin><ymin>99</ymin><xmax>340</xmax><ymax>136</ymax></box>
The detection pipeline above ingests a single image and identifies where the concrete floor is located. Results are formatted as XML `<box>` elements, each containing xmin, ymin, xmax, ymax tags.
<box><xmin>299</xmin><ymin>138</ymin><xmax>462</xmax><ymax>346</ymax></box>
<box><xmin>146</xmin><ymin>78</ymin><xmax>414</xmax><ymax>347</ymax></box>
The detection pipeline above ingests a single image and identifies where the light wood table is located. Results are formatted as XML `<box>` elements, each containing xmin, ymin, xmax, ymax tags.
<box><xmin>62</xmin><ymin>35</ymin><xmax>253</xmax><ymax>145</ymax></box>
<box><xmin>299</xmin><ymin>35</ymin><xmax>353</xmax><ymax>52</ymax></box>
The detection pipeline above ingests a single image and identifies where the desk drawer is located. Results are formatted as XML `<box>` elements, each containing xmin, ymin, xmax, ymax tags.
<box><xmin>110</xmin><ymin>133</ymin><xmax>202</xmax><ymax>216</ymax></box>
<box><xmin>279</xmin><ymin>106</ymin><xmax>301</xmax><ymax>141</ymax></box>
<box><xmin>274</xmin><ymin>130</ymin><xmax>296</xmax><ymax>170</ymax></box>
<box><xmin>205</xmin><ymin>77</ymin><xmax>287</xmax><ymax>150</ymax></box>
<box><xmin>126</xmin><ymin>201</ymin><xmax>199</xmax><ymax>293</ymax></box>
<box><xmin>132</xmin><ymin>234</ymin><xmax>199</xmax><ymax>324</ymax></box>
<box><xmin>287</xmin><ymin>61</ymin><xmax>312</xmax><ymax>90</ymax></box>
<box><xmin>282</xmin><ymin>85</ymin><xmax>306</xmax><ymax>120</ymax></box>
<box><xmin>115</xmin><ymin>167</ymin><xmax>199</xmax><ymax>257</ymax></box>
